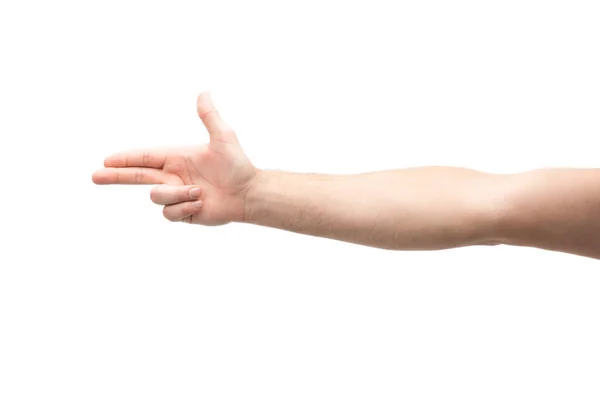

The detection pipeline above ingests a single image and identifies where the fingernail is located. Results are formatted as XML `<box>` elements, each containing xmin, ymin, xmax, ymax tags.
<box><xmin>189</xmin><ymin>187</ymin><xmax>201</xmax><ymax>199</ymax></box>
<box><xmin>193</xmin><ymin>200</ymin><xmax>203</xmax><ymax>209</ymax></box>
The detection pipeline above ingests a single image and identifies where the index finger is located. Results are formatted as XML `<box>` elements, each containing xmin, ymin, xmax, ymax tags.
<box><xmin>104</xmin><ymin>148</ymin><xmax>169</xmax><ymax>168</ymax></box>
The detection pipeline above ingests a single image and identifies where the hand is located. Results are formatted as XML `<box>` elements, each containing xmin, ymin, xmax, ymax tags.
<box><xmin>92</xmin><ymin>93</ymin><xmax>259</xmax><ymax>225</ymax></box>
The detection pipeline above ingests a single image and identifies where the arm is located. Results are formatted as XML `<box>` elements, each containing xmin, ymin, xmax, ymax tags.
<box><xmin>244</xmin><ymin>167</ymin><xmax>600</xmax><ymax>258</ymax></box>
<box><xmin>244</xmin><ymin>167</ymin><xmax>502</xmax><ymax>250</ymax></box>
<box><xmin>92</xmin><ymin>93</ymin><xmax>600</xmax><ymax>259</ymax></box>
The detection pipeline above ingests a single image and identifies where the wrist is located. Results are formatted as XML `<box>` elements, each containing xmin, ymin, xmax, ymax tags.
<box><xmin>241</xmin><ymin>167</ymin><xmax>268</xmax><ymax>223</ymax></box>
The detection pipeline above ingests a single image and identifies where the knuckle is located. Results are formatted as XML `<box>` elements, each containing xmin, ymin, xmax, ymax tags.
<box><xmin>162</xmin><ymin>207</ymin><xmax>175</xmax><ymax>221</ymax></box>
<box><xmin>199</xmin><ymin>109</ymin><xmax>217</xmax><ymax>120</ymax></box>
<box><xmin>180</xmin><ymin>204</ymin><xmax>192</xmax><ymax>217</ymax></box>
<box><xmin>149</xmin><ymin>187</ymin><xmax>161</xmax><ymax>203</ymax></box>
<box><xmin>141</xmin><ymin>152</ymin><xmax>150</xmax><ymax>166</ymax></box>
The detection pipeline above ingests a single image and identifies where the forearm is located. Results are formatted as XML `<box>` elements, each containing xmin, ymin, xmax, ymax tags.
<box><xmin>243</xmin><ymin>167</ymin><xmax>503</xmax><ymax>250</ymax></box>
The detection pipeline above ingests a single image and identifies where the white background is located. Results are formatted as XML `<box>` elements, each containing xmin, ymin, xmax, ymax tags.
<box><xmin>1</xmin><ymin>0</ymin><xmax>600</xmax><ymax>398</ymax></box>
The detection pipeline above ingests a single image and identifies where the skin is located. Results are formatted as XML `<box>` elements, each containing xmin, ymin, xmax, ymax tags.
<box><xmin>92</xmin><ymin>93</ymin><xmax>600</xmax><ymax>259</ymax></box>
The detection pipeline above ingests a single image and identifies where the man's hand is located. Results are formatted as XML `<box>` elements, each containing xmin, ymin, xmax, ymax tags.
<box><xmin>92</xmin><ymin>93</ymin><xmax>258</xmax><ymax>225</ymax></box>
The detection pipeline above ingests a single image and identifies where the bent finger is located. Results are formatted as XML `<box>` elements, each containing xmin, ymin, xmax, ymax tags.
<box><xmin>163</xmin><ymin>200</ymin><xmax>203</xmax><ymax>222</ymax></box>
<box><xmin>150</xmin><ymin>185</ymin><xmax>202</xmax><ymax>205</ymax></box>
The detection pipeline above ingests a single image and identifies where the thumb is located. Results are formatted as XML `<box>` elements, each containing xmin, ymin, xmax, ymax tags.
<box><xmin>197</xmin><ymin>92</ymin><xmax>235</xmax><ymax>142</ymax></box>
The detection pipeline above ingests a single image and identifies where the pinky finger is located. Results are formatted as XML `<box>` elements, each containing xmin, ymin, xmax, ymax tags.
<box><xmin>162</xmin><ymin>200</ymin><xmax>203</xmax><ymax>222</ymax></box>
